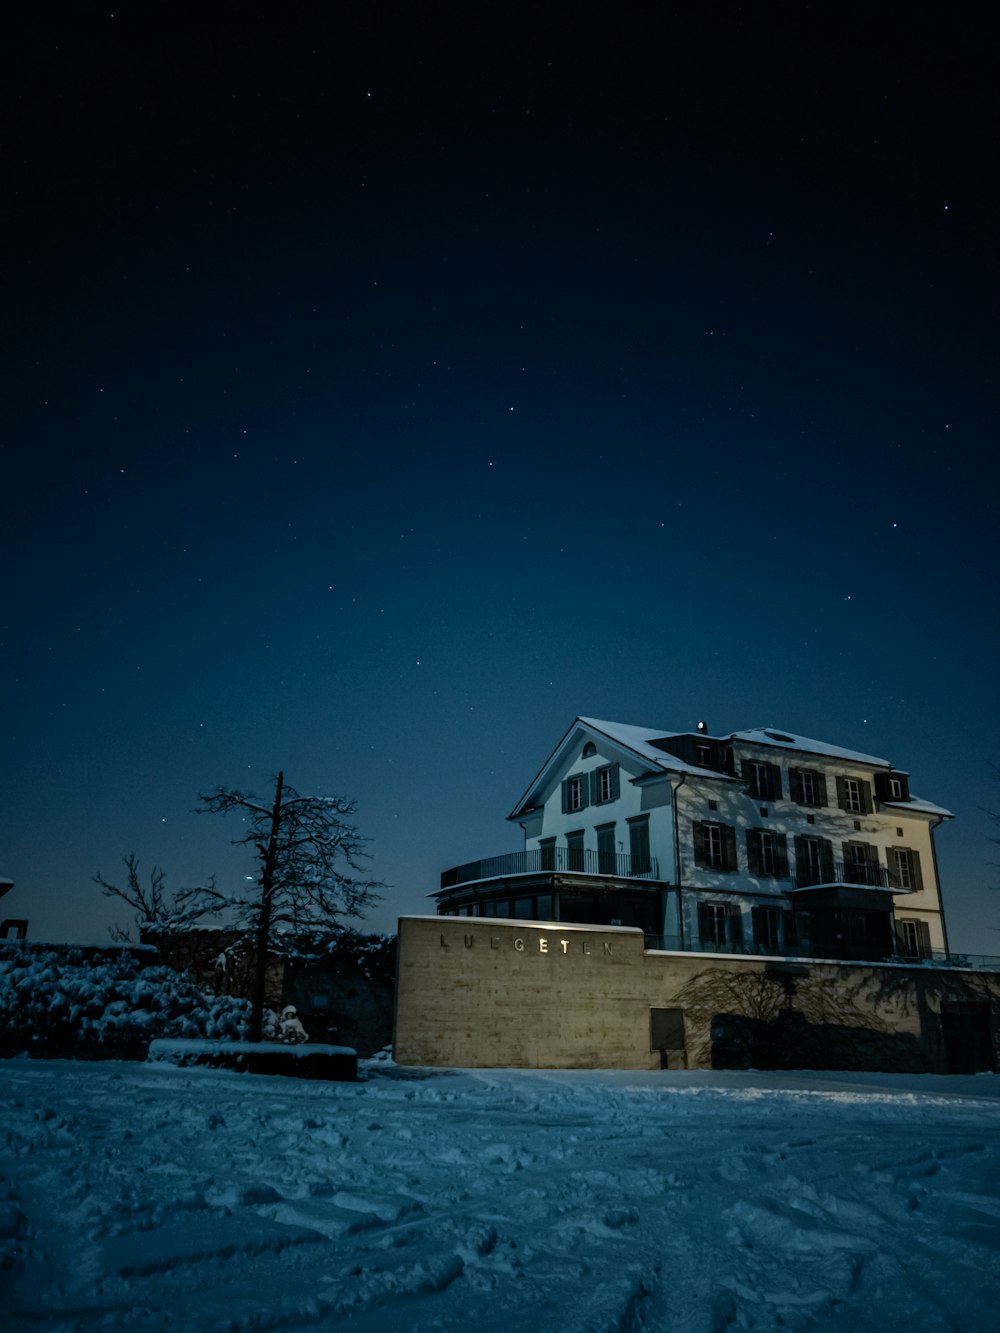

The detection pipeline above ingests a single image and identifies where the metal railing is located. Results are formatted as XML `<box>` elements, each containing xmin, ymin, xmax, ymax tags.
<box><xmin>642</xmin><ymin>934</ymin><xmax>1000</xmax><ymax>971</ymax></box>
<box><xmin>440</xmin><ymin>848</ymin><xmax>660</xmax><ymax>890</ymax></box>
<box><xmin>795</xmin><ymin>859</ymin><xmax>893</xmax><ymax>889</ymax></box>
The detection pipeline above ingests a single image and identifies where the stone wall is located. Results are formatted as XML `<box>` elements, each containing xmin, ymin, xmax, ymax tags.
<box><xmin>393</xmin><ymin>916</ymin><xmax>1000</xmax><ymax>1073</ymax></box>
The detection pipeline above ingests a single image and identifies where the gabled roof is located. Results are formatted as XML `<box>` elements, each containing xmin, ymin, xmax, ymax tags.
<box><xmin>507</xmin><ymin>716</ymin><xmax>727</xmax><ymax>821</ymax></box>
<box><xmin>507</xmin><ymin>717</ymin><xmax>948</xmax><ymax>822</ymax></box>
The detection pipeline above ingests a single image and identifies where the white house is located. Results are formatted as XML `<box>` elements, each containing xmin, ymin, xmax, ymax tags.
<box><xmin>433</xmin><ymin>717</ymin><xmax>952</xmax><ymax>964</ymax></box>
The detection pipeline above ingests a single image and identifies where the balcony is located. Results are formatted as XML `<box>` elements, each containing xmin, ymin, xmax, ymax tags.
<box><xmin>794</xmin><ymin>859</ymin><xmax>893</xmax><ymax>890</ymax></box>
<box><xmin>440</xmin><ymin>847</ymin><xmax>661</xmax><ymax>890</ymax></box>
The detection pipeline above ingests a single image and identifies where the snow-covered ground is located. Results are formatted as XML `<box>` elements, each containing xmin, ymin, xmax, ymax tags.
<box><xmin>3</xmin><ymin>1060</ymin><xmax>1000</xmax><ymax>1331</ymax></box>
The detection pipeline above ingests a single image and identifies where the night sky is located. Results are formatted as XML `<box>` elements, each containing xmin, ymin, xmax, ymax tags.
<box><xmin>3</xmin><ymin>6</ymin><xmax>998</xmax><ymax>950</ymax></box>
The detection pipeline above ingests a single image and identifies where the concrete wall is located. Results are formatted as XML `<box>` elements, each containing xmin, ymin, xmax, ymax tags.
<box><xmin>393</xmin><ymin>916</ymin><xmax>1000</xmax><ymax>1073</ymax></box>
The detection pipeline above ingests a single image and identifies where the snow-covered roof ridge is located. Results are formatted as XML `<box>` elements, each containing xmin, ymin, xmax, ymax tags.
<box><xmin>727</xmin><ymin>728</ymin><xmax>892</xmax><ymax>768</ymax></box>
<box><xmin>581</xmin><ymin>717</ymin><xmax>894</xmax><ymax>770</ymax></box>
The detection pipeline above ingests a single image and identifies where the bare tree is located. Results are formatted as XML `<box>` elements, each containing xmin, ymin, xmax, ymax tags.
<box><xmin>94</xmin><ymin>854</ymin><xmax>219</xmax><ymax>942</ymax></box>
<box><xmin>197</xmin><ymin>771</ymin><xmax>385</xmax><ymax>1040</ymax></box>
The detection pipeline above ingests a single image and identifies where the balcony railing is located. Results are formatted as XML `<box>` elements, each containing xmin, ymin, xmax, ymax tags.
<box><xmin>440</xmin><ymin>848</ymin><xmax>661</xmax><ymax>890</ymax></box>
<box><xmin>642</xmin><ymin>935</ymin><xmax>1000</xmax><ymax>972</ymax></box>
<box><xmin>794</xmin><ymin>859</ymin><xmax>893</xmax><ymax>889</ymax></box>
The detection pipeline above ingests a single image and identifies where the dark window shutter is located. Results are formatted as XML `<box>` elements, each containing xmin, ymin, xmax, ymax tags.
<box><xmin>692</xmin><ymin>822</ymin><xmax>706</xmax><ymax>868</ymax></box>
<box><xmin>861</xmin><ymin>780</ymin><xmax>874</xmax><ymax>815</ymax></box>
<box><xmin>697</xmin><ymin>902</ymin><xmax>711</xmax><ymax>940</ymax></box>
<box><xmin>768</xmin><ymin>763</ymin><xmax>783</xmax><ymax>801</ymax></box>
<box><xmin>782</xmin><ymin>910</ymin><xmax>796</xmax><ymax>947</ymax></box>
<box><xmin>815</xmin><ymin>772</ymin><xmax>828</xmax><ymax>807</ymax></box>
<box><xmin>589</xmin><ymin>770</ymin><xmax>600</xmax><ymax>805</ymax></box>
<box><xmin>820</xmin><ymin>838</ymin><xmax>835</xmax><ymax>881</ymax></box>
<box><xmin>751</xmin><ymin>906</ymin><xmax>763</xmax><ymax>944</ymax></box>
<box><xmin>774</xmin><ymin>832</ymin><xmax>789</xmax><ymax>877</ymax></box>
<box><xmin>910</xmin><ymin>849</ymin><xmax>924</xmax><ymax>893</ymax></box>
<box><xmin>723</xmin><ymin>825</ymin><xmax>738</xmax><ymax>872</ymax></box>
<box><xmin>611</xmin><ymin>763</ymin><xmax>620</xmax><ymax>800</ymax></box>
<box><xmin>746</xmin><ymin>830</ymin><xmax>760</xmax><ymax>875</ymax></box>
<box><xmin>561</xmin><ymin>779</ymin><xmax>569</xmax><ymax>814</ymax></box>
<box><xmin>835</xmin><ymin>775</ymin><xmax>848</xmax><ymax>810</ymax></box>
<box><xmin>917</xmin><ymin>920</ymin><xmax>932</xmax><ymax>956</ymax></box>
<box><xmin>729</xmin><ymin>906</ymin><xmax>744</xmax><ymax>947</ymax></box>
<box><xmin>793</xmin><ymin>834</ymin><xmax>806</xmax><ymax>881</ymax></box>
<box><xmin>789</xmin><ymin>768</ymin><xmax>802</xmax><ymax>803</ymax></box>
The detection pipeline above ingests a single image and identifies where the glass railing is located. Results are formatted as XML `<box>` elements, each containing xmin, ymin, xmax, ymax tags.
<box><xmin>440</xmin><ymin>848</ymin><xmax>660</xmax><ymax>889</ymax></box>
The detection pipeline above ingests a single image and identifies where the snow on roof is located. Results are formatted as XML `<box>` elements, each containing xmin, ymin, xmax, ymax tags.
<box><xmin>885</xmin><ymin>795</ymin><xmax>953</xmax><ymax>818</ymax></box>
<box><xmin>576</xmin><ymin>717</ymin><xmax>709</xmax><ymax>776</ymax></box>
<box><xmin>729</xmin><ymin>728</ymin><xmax>892</xmax><ymax>768</ymax></box>
<box><xmin>584</xmin><ymin>718</ymin><xmax>895</xmax><ymax>771</ymax></box>
<box><xmin>509</xmin><ymin>716</ymin><xmax>943</xmax><ymax>819</ymax></box>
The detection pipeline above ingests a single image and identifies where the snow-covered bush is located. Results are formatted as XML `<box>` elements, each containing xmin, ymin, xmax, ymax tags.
<box><xmin>0</xmin><ymin>946</ymin><xmax>250</xmax><ymax>1057</ymax></box>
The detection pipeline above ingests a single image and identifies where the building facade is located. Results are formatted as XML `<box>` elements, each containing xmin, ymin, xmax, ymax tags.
<box><xmin>434</xmin><ymin>717</ymin><xmax>953</xmax><ymax>966</ymax></box>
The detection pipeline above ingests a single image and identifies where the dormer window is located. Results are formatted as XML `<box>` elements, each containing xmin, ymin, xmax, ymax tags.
<box><xmin>875</xmin><ymin>771</ymin><xmax>910</xmax><ymax>803</ymax></box>
<box><xmin>696</xmin><ymin>744</ymin><xmax>712</xmax><ymax>767</ymax></box>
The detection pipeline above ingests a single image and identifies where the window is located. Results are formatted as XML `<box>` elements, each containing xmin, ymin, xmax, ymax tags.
<box><xmin>744</xmin><ymin>760</ymin><xmax>782</xmax><ymax>801</ymax></box>
<box><xmin>592</xmin><ymin>763</ymin><xmax>620</xmax><ymax>805</ymax></box>
<box><xmin>836</xmin><ymin>774</ymin><xmax>872</xmax><ymax>815</ymax></box>
<box><xmin>789</xmin><ymin>767</ymin><xmax>826</xmax><ymax>806</ymax></box>
<box><xmin>696</xmin><ymin>744</ymin><xmax>712</xmax><ymax>767</ymax></box>
<box><xmin>795</xmin><ymin>835</ymin><xmax>828</xmax><ymax>886</ymax></box>
<box><xmin>582</xmin><ymin>741</ymin><xmax>597</xmax><ymax>758</ymax></box>
<box><xmin>705</xmin><ymin>824</ymin><xmax>723</xmax><ymax>869</ymax></box>
<box><xmin>753</xmin><ymin>906</ymin><xmax>783</xmax><ymax>952</ymax></box>
<box><xmin>628</xmin><ymin>817</ymin><xmax>651</xmax><ymax>875</ymax></box>
<box><xmin>562</xmin><ymin>774</ymin><xmax>587</xmax><ymax>814</ymax></box>
<box><xmin>897</xmin><ymin>918</ymin><xmax>931</xmax><ymax>959</ymax></box>
<box><xmin>596</xmin><ymin>824</ymin><xmax>616</xmax><ymax>875</ymax></box>
<box><xmin>843</xmin><ymin>841</ymin><xmax>879</xmax><ymax>886</ymax></box>
<box><xmin>697</xmin><ymin>901</ymin><xmax>744</xmax><ymax>950</ymax></box>
<box><xmin>693</xmin><ymin>821</ymin><xmax>736</xmax><ymax>872</ymax></box>
<box><xmin>747</xmin><ymin>828</ymin><xmax>788</xmax><ymax>877</ymax></box>
<box><xmin>875</xmin><ymin>771</ymin><xmax>910</xmax><ymax>803</ymax></box>
<box><xmin>888</xmin><ymin>847</ymin><xmax>923</xmax><ymax>892</ymax></box>
<box><xmin>566</xmin><ymin>831</ymin><xmax>585</xmax><ymax>872</ymax></box>
<box><xmin>702</xmin><ymin>902</ymin><xmax>727</xmax><ymax>945</ymax></box>
<box><xmin>753</xmin><ymin>829</ymin><xmax>775</xmax><ymax>874</ymax></box>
